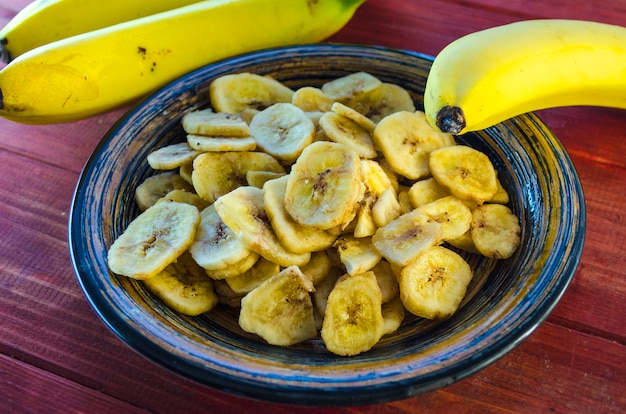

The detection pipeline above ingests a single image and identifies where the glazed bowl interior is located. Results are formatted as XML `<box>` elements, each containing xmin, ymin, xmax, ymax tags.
<box><xmin>69</xmin><ymin>44</ymin><xmax>585</xmax><ymax>406</ymax></box>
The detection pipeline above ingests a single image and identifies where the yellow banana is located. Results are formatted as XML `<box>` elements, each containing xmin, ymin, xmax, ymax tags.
<box><xmin>424</xmin><ymin>19</ymin><xmax>626</xmax><ymax>134</ymax></box>
<box><xmin>0</xmin><ymin>0</ymin><xmax>365</xmax><ymax>124</ymax></box>
<box><xmin>0</xmin><ymin>0</ymin><xmax>206</xmax><ymax>63</ymax></box>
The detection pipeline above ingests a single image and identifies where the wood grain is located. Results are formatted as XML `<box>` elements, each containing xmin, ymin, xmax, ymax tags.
<box><xmin>1</xmin><ymin>0</ymin><xmax>625</xmax><ymax>413</ymax></box>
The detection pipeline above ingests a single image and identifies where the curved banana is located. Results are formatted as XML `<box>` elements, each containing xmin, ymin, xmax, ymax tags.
<box><xmin>424</xmin><ymin>19</ymin><xmax>626</xmax><ymax>134</ymax></box>
<box><xmin>0</xmin><ymin>0</ymin><xmax>206</xmax><ymax>63</ymax></box>
<box><xmin>0</xmin><ymin>0</ymin><xmax>365</xmax><ymax>124</ymax></box>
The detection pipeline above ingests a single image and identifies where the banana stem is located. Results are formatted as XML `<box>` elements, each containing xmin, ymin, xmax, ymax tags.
<box><xmin>436</xmin><ymin>105</ymin><xmax>466</xmax><ymax>134</ymax></box>
<box><xmin>0</xmin><ymin>39</ymin><xmax>10</xmax><ymax>63</ymax></box>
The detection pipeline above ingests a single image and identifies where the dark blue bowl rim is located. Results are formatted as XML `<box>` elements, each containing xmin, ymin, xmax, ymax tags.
<box><xmin>68</xmin><ymin>43</ymin><xmax>586</xmax><ymax>406</ymax></box>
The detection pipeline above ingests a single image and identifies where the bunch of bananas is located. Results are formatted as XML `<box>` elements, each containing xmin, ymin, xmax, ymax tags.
<box><xmin>0</xmin><ymin>0</ymin><xmax>365</xmax><ymax>124</ymax></box>
<box><xmin>424</xmin><ymin>19</ymin><xmax>626</xmax><ymax>134</ymax></box>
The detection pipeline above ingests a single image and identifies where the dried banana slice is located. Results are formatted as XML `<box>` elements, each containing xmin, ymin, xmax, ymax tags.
<box><xmin>362</xmin><ymin>160</ymin><xmax>396</xmax><ymax>197</ymax></box>
<box><xmin>446</xmin><ymin>230</ymin><xmax>481</xmax><ymax>255</ymax></box>
<box><xmin>142</xmin><ymin>252</ymin><xmax>218</xmax><ymax>316</ymax></box>
<box><xmin>470</xmin><ymin>204</ymin><xmax>521</xmax><ymax>259</ymax></box>
<box><xmin>179</xmin><ymin>161</ymin><xmax>193</xmax><ymax>184</ymax></box>
<box><xmin>399</xmin><ymin>246</ymin><xmax>473</xmax><ymax>319</ymax></box>
<box><xmin>187</xmin><ymin>135</ymin><xmax>257</xmax><ymax>152</ymax></box>
<box><xmin>107</xmin><ymin>201</ymin><xmax>200</xmax><ymax>280</ymax></box>
<box><xmin>372</xmin><ymin>188</ymin><xmax>402</xmax><ymax>228</ymax></box>
<box><xmin>245</xmin><ymin>170</ymin><xmax>285</xmax><ymax>188</ymax></box>
<box><xmin>147</xmin><ymin>142</ymin><xmax>201</xmax><ymax>171</ymax></box>
<box><xmin>285</xmin><ymin>141</ymin><xmax>364</xmax><ymax>230</ymax></box>
<box><xmin>135</xmin><ymin>172</ymin><xmax>195</xmax><ymax>211</ymax></box>
<box><xmin>321</xmin><ymin>271</ymin><xmax>384</xmax><ymax>356</ymax></box>
<box><xmin>372</xmin><ymin>209</ymin><xmax>443</xmax><ymax>267</ymax></box>
<box><xmin>357</xmin><ymin>82</ymin><xmax>416</xmax><ymax>123</ymax></box>
<box><xmin>209</xmin><ymin>73</ymin><xmax>294</xmax><ymax>114</ymax></box>
<box><xmin>429</xmin><ymin>145</ymin><xmax>498</xmax><ymax>205</ymax></box>
<box><xmin>397</xmin><ymin>187</ymin><xmax>414</xmax><ymax>215</ymax></box>
<box><xmin>408</xmin><ymin>177</ymin><xmax>451</xmax><ymax>208</ymax></box>
<box><xmin>191</xmin><ymin>151</ymin><xmax>284</xmax><ymax>203</ymax></box>
<box><xmin>214</xmin><ymin>186</ymin><xmax>311</xmax><ymax>267</ymax></box>
<box><xmin>249</xmin><ymin>103</ymin><xmax>315</xmax><ymax>164</ymax></box>
<box><xmin>239</xmin><ymin>266</ymin><xmax>316</xmax><ymax>346</ymax></box>
<box><xmin>331</xmin><ymin>102</ymin><xmax>377</xmax><ymax>134</ymax></box>
<box><xmin>182</xmin><ymin>109</ymin><xmax>250</xmax><ymax>137</ymax></box>
<box><xmin>416</xmin><ymin>195</ymin><xmax>473</xmax><ymax>241</ymax></box>
<box><xmin>263</xmin><ymin>175</ymin><xmax>336</xmax><ymax>254</ymax></box>
<box><xmin>291</xmin><ymin>86</ymin><xmax>335</xmax><ymax>113</ymax></box>
<box><xmin>204</xmin><ymin>251</ymin><xmax>260</xmax><ymax>280</ymax></box>
<box><xmin>333</xmin><ymin>236</ymin><xmax>382</xmax><ymax>276</ymax></box>
<box><xmin>225</xmin><ymin>256</ymin><xmax>280</xmax><ymax>295</ymax></box>
<box><xmin>238</xmin><ymin>108</ymin><xmax>259</xmax><ymax>125</ymax></box>
<box><xmin>300</xmin><ymin>250</ymin><xmax>333</xmax><ymax>286</ymax></box>
<box><xmin>312</xmin><ymin>267</ymin><xmax>341</xmax><ymax>316</ymax></box>
<box><xmin>212</xmin><ymin>279</ymin><xmax>244</xmax><ymax>308</ymax></box>
<box><xmin>371</xmin><ymin>259</ymin><xmax>400</xmax><ymax>304</ymax></box>
<box><xmin>489</xmin><ymin>177</ymin><xmax>510</xmax><ymax>204</ymax></box>
<box><xmin>353</xmin><ymin>189</ymin><xmax>378</xmax><ymax>238</ymax></box>
<box><xmin>354</xmin><ymin>160</ymin><xmax>397</xmax><ymax>237</ymax></box>
<box><xmin>159</xmin><ymin>189</ymin><xmax>209</xmax><ymax>211</ymax></box>
<box><xmin>381</xmin><ymin>296</ymin><xmax>405</xmax><ymax>336</ymax></box>
<box><xmin>319</xmin><ymin>111</ymin><xmax>376</xmax><ymax>159</ymax></box>
<box><xmin>321</xmin><ymin>71</ymin><xmax>382</xmax><ymax>102</ymax></box>
<box><xmin>373</xmin><ymin>110</ymin><xmax>454</xmax><ymax>180</ymax></box>
<box><xmin>188</xmin><ymin>205</ymin><xmax>253</xmax><ymax>273</ymax></box>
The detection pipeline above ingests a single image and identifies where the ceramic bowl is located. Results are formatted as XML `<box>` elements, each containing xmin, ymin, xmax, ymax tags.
<box><xmin>69</xmin><ymin>44</ymin><xmax>585</xmax><ymax>406</ymax></box>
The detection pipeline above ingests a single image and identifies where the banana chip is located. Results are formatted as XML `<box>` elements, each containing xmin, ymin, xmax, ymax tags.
<box><xmin>357</xmin><ymin>82</ymin><xmax>416</xmax><ymax>123</ymax></box>
<box><xmin>333</xmin><ymin>236</ymin><xmax>382</xmax><ymax>276</ymax></box>
<box><xmin>142</xmin><ymin>252</ymin><xmax>218</xmax><ymax>316</ymax></box>
<box><xmin>182</xmin><ymin>109</ymin><xmax>250</xmax><ymax>137</ymax></box>
<box><xmin>147</xmin><ymin>142</ymin><xmax>201</xmax><ymax>170</ymax></box>
<box><xmin>135</xmin><ymin>172</ymin><xmax>195</xmax><ymax>211</ymax></box>
<box><xmin>214</xmin><ymin>186</ymin><xmax>311</xmax><ymax>267</ymax></box>
<box><xmin>321</xmin><ymin>71</ymin><xmax>382</xmax><ymax>102</ymax></box>
<box><xmin>416</xmin><ymin>195</ymin><xmax>473</xmax><ymax>241</ymax></box>
<box><xmin>108</xmin><ymin>201</ymin><xmax>200</xmax><ymax>279</ymax></box>
<box><xmin>372</xmin><ymin>209</ymin><xmax>443</xmax><ymax>267</ymax></box>
<box><xmin>188</xmin><ymin>205</ymin><xmax>253</xmax><ymax>272</ymax></box>
<box><xmin>225</xmin><ymin>256</ymin><xmax>280</xmax><ymax>295</ymax></box>
<box><xmin>319</xmin><ymin>111</ymin><xmax>376</xmax><ymax>159</ymax></box>
<box><xmin>381</xmin><ymin>296</ymin><xmax>405</xmax><ymax>336</ymax></box>
<box><xmin>285</xmin><ymin>141</ymin><xmax>364</xmax><ymax>230</ymax></box>
<box><xmin>239</xmin><ymin>266</ymin><xmax>316</xmax><ymax>346</ymax></box>
<box><xmin>471</xmin><ymin>204</ymin><xmax>521</xmax><ymax>259</ymax></box>
<box><xmin>187</xmin><ymin>135</ymin><xmax>257</xmax><ymax>152</ymax></box>
<box><xmin>291</xmin><ymin>86</ymin><xmax>335</xmax><ymax>113</ymax></box>
<box><xmin>249</xmin><ymin>102</ymin><xmax>315</xmax><ymax>164</ymax></box>
<box><xmin>192</xmin><ymin>151</ymin><xmax>284</xmax><ymax>203</ymax></box>
<box><xmin>399</xmin><ymin>246</ymin><xmax>473</xmax><ymax>320</ymax></box>
<box><xmin>209</xmin><ymin>73</ymin><xmax>294</xmax><ymax>114</ymax></box>
<box><xmin>373</xmin><ymin>110</ymin><xmax>453</xmax><ymax>180</ymax></box>
<box><xmin>429</xmin><ymin>145</ymin><xmax>498</xmax><ymax>204</ymax></box>
<box><xmin>321</xmin><ymin>271</ymin><xmax>384</xmax><ymax>356</ymax></box>
<box><xmin>263</xmin><ymin>175</ymin><xmax>336</xmax><ymax>254</ymax></box>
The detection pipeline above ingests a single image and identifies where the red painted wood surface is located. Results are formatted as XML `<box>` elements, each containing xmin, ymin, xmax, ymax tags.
<box><xmin>1</xmin><ymin>0</ymin><xmax>625</xmax><ymax>412</ymax></box>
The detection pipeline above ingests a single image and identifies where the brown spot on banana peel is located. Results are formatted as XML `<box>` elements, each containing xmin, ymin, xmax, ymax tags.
<box><xmin>436</xmin><ymin>105</ymin><xmax>466</xmax><ymax>135</ymax></box>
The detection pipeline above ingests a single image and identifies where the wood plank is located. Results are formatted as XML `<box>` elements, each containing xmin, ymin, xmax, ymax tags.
<box><xmin>0</xmin><ymin>353</ymin><xmax>148</xmax><ymax>414</ymax></box>
<box><xmin>2</xmin><ymin>318</ymin><xmax>623</xmax><ymax>413</ymax></box>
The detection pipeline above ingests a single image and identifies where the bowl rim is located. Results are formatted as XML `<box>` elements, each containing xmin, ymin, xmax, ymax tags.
<box><xmin>68</xmin><ymin>43</ymin><xmax>586</xmax><ymax>406</ymax></box>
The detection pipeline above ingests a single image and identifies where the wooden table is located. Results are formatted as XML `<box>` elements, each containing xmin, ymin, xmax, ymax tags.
<box><xmin>1</xmin><ymin>0</ymin><xmax>625</xmax><ymax>412</ymax></box>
